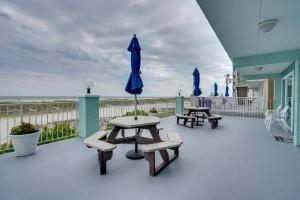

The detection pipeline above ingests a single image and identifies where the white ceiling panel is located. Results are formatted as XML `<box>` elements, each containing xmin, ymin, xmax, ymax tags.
<box><xmin>197</xmin><ymin>0</ymin><xmax>300</xmax><ymax>59</ymax></box>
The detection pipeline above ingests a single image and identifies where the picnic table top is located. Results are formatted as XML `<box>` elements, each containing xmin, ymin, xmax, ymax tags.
<box><xmin>109</xmin><ymin>116</ymin><xmax>160</xmax><ymax>128</ymax></box>
<box><xmin>186</xmin><ymin>106</ymin><xmax>211</xmax><ymax>111</ymax></box>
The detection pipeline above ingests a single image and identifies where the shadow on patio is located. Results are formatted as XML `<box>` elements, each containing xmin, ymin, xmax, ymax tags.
<box><xmin>1</xmin><ymin>116</ymin><xmax>300</xmax><ymax>200</ymax></box>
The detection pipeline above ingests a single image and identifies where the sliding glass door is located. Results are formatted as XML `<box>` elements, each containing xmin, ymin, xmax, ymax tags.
<box><xmin>281</xmin><ymin>72</ymin><xmax>293</xmax><ymax>131</ymax></box>
<box><xmin>286</xmin><ymin>75</ymin><xmax>293</xmax><ymax>128</ymax></box>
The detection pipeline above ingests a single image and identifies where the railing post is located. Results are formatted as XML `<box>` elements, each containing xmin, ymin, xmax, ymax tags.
<box><xmin>243</xmin><ymin>98</ymin><xmax>245</xmax><ymax>118</ymax></box>
<box><xmin>20</xmin><ymin>103</ymin><xmax>23</xmax><ymax>123</ymax></box>
<box><xmin>78</xmin><ymin>95</ymin><xmax>100</xmax><ymax>138</ymax></box>
<box><xmin>120</xmin><ymin>100</ymin><xmax>123</xmax><ymax>116</ymax></box>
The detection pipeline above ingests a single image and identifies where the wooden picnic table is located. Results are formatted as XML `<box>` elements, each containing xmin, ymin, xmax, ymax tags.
<box><xmin>186</xmin><ymin>106</ymin><xmax>212</xmax><ymax>117</ymax></box>
<box><xmin>183</xmin><ymin>106</ymin><xmax>212</xmax><ymax>126</ymax></box>
<box><xmin>186</xmin><ymin>106</ymin><xmax>222</xmax><ymax>129</ymax></box>
<box><xmin>107</xmin><ymin>116</ymin><xmax>169</xmax><ymax>161</ymax></box>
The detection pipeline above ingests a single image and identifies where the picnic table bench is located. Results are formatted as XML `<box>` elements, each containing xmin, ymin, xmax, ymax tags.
<box><xmin>141</xmin><ymin>132</ymin><xmax>183</xmax><ymax>176</ymax></box>
<box><xmin>207</xmin><ymin>115</ymin><xmax>222</xmax><ymax>129</ymax></box>
<box><xmin>176</xmin><ymin>114</ymin><xmax>196</xmax><ymax>128</ymax></box>
<box><xmin>84</xmin><ymin>131</ymin><xmax>117</xmax><ymax>175</ymax></box>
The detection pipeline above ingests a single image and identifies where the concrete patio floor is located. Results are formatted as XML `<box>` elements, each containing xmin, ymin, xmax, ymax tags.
<box><xmin>1</xmin><ymin>116</ymin><xmax>300</xmax><ymax>200</ymax></box>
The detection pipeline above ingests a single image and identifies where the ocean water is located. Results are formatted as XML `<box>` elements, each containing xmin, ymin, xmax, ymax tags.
<box><xmin>0</xmin><ymin>96</ymin><xmax>77</xmax><ymax>101</ymax></box>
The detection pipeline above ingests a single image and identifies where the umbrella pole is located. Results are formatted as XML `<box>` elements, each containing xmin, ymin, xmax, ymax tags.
<box><xmin>135</xmin><ymin>128</ymin><xmax>138</xmax><ymax>153</ymax></box>
<box><xmin>134</xmin><ymin>94</ymin><xmax>137</xmax><ymax>120</ymax></box>
<box><xmin>134</xmin><ymin>94</ymin><xmax>138</xmax><ymax>153</ymax></box>
<box><xmin>125</xmin><ymin>94</ymin><xmax>144</xmax><ymax>159</ymax></box>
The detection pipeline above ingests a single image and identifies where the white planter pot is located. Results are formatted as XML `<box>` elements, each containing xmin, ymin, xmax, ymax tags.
<box><xmin>149</xmin><ymin>112</ymin><xmax>159</xmax><ymax>117</ymax></box>
<box><xmin>11</xmin><ymin>131</ymin><xmax>41</xmax><ymax>157</ymax></box>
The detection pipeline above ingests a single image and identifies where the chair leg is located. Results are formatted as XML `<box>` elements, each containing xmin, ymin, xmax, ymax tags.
<box><xmin>280</xmin><ymin>120</ymin><xmax>288</xmax><ymax>133</ymax></box>
<box><xmin>267</xmin><ymin>121</ymin><xmax>273</xmax><ymax>132</ymax></box>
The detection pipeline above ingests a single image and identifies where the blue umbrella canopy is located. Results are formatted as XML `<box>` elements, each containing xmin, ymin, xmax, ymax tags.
<box><xmin>125</xmin><ymin>34</ymin><xmax>143</xmax><ymax>94</ymax></box>
<box><xmin>225</xmin><ymin>85</ymin><xmax>229</xmax><ymax>97</ymax></box>
<box><xmin>213</xmin><ymin>82</ymin><xmax>219</xmax><ymax>96</ymax></box>
<box><xmin>192</xmin><ymin>68</ymin><xmax>201</xmax><ymax>96</ymax></box>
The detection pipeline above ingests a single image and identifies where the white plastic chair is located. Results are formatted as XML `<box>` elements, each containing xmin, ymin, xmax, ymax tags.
<box><xmin>265</xmin><ymin>105</ymin><xmax>282</xmax><ymax>127</ymax></box>
<box><xmin>267</xmin><ymin>106</ymin><xmax>289</xmax><ymax>132</ymax></box>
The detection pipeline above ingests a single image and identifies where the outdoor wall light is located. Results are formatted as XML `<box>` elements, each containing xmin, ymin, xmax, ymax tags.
<box><xmin>177</xmin><ymin>89</ymin><xmax>182</xmax><ymax>96</ymax></box>
<box><xmin>255</xmin><ymin>66</ymin><xmax>264</xmax><ymax>71</ymax></box>
<box><xmin>83</xmin><ymin>80</ymin><xmax>94</xmax><ymax>94</ymax></box>
<box><xmin>257</xmin><ymin>19</ymin><xmax>278</xmax><ymax>32</ymax></box>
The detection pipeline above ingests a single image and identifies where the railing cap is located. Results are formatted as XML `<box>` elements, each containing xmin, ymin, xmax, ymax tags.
<box><xmin>78</xmin><ymin>94</ymin><xmax>100</xmax><ymax>98</ymax></box>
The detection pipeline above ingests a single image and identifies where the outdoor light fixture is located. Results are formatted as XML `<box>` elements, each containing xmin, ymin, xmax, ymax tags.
<box><xmin>255</xmin><ymin>66</ymin><xmax>264</xmax><ymax>71</ymax></box>
<box><xmin>257</xmin><ymin>19</ymin><xmax>278</xmax><ymax>32</ymax></box>
<box><xmin>83</xmin><ymin>80</ymin><xmax>94</xmax><ymax>94</ymax></box>
<box><xmin>177</xmin><ymin>89</ymin><xmax>182</xmax><ymax>96</ymax></box>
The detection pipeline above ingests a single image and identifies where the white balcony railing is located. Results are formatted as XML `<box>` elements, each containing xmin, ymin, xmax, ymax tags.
<box><xmin>98</xmin><ymin>97</ymin><xmax>178</xmax><ymax>129</ymax></box>
<box><xmin>207</xmin><ymin>97</ymin><xmax>265</xmax><ymax>118</ymax></box>
<box><xmin>0</xmin><ymin>102</ymin><xmax>78</xmax><ymax>154</ymax></box>
<box><xmin>0</xmin><ymin>96</ymin><xmax>271</xmax><ymax>154</ymax></box>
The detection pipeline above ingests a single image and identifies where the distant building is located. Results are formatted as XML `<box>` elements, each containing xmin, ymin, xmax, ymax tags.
<box><xmin>232</xmin><ymin>69</ymin><xmax>275</xmax><ymax>110</ymax></box>
<box><xmin>232</xmin><ymin>69</ymin><xmax>247</xmax><ymax>97</ymax></box>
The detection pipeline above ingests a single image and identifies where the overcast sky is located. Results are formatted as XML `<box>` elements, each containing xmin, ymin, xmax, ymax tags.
<box><xmin>0</xmin><ymin>0</ymin><xmax>232</xmax><ymax>97</ymax></box>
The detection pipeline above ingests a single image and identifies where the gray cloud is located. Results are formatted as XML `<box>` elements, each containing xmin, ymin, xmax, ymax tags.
<box><xmin>0</xmin><ymin>0</ymin><xmax>232</xmax><ymax>96</ymax></box>
<box><xmin>0</xmin><ymin>10</ymin><xmax>10</xmax><ymax>20</ymax></box>
<box><xmin>10</xmin><ymin>37</ymin><xmax>50</xmax><ymax>54</ymax></box>
<box><xmin>55</xmin><ymin>44</ymin><xmax>98</xmax><ymax>62</ymax></box>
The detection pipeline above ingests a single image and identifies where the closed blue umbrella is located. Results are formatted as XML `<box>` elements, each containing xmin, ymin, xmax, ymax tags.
<box><xmin>125</xmin><ymin>34</ymin><xmax>144</xmax><ymax>159</ymax></box>
<box><xmin>214</xmin><ymin>82</ymin><xmax>219</xmax><ymax>96</ymax></box>
<box><xmin>193</xmin><ymin>68</ymin><xmax>202</xmax><ymax>96</ymax></box>
<box><xmin>225</xmin><ymin>85</ymin><xmax>229</xmax><ymax>97</ymax></box>
<box><xmin>125</xmin><ymin>34</ymin><xmax>143</xmax><ymax>120</ymax></box>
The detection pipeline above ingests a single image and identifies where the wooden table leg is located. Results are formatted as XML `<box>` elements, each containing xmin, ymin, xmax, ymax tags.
<box><xmin>107</xmin><ymin>126</ymin><xmax>120</xmax><ymax>142</ymax></box>
<box><xmin>206</xmin><ymin>110</ymin><xmax>212</xmax><ymax>117</ymax></box>
<box><xmin>184</xmin><ymin>111</ymin><xmax>192</xmax><ymax>125</ymax></box>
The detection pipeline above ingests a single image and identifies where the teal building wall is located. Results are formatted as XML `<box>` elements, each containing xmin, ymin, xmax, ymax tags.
<box><xmin>293</xmin><ymin>59</ymin><xmax>300</xmax><ymax>146</ymax></box>
<box><xmin>233</xmin><ymin>49</ymin><xmax>300</xmax><ymax>146</ymax></box>
<box><xmin>274</xmin><ymin>78</ymin><xmax>281</xmax><ymax>108</ymax></box>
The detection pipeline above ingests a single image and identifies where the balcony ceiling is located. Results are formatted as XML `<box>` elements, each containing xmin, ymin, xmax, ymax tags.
<box><xmin>196</xmin><ymin>0</ymin><xmax>300</xmax><ymax>59</ymax></box>
<box><xmin>237</xmin><ymin>61</ymin><xmax>293</xmax><ymax>76</ymax></box>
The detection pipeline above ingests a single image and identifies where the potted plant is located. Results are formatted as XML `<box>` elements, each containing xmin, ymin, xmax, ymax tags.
<box><xmin>10</xmin><ymin>123</ymin><xmax>41</xmax><ymax>157</ymax></box>
<box><xmin>148</xmin><ymin>107</ymin><xmax>159</xmax><ymax>117</ymax></box>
